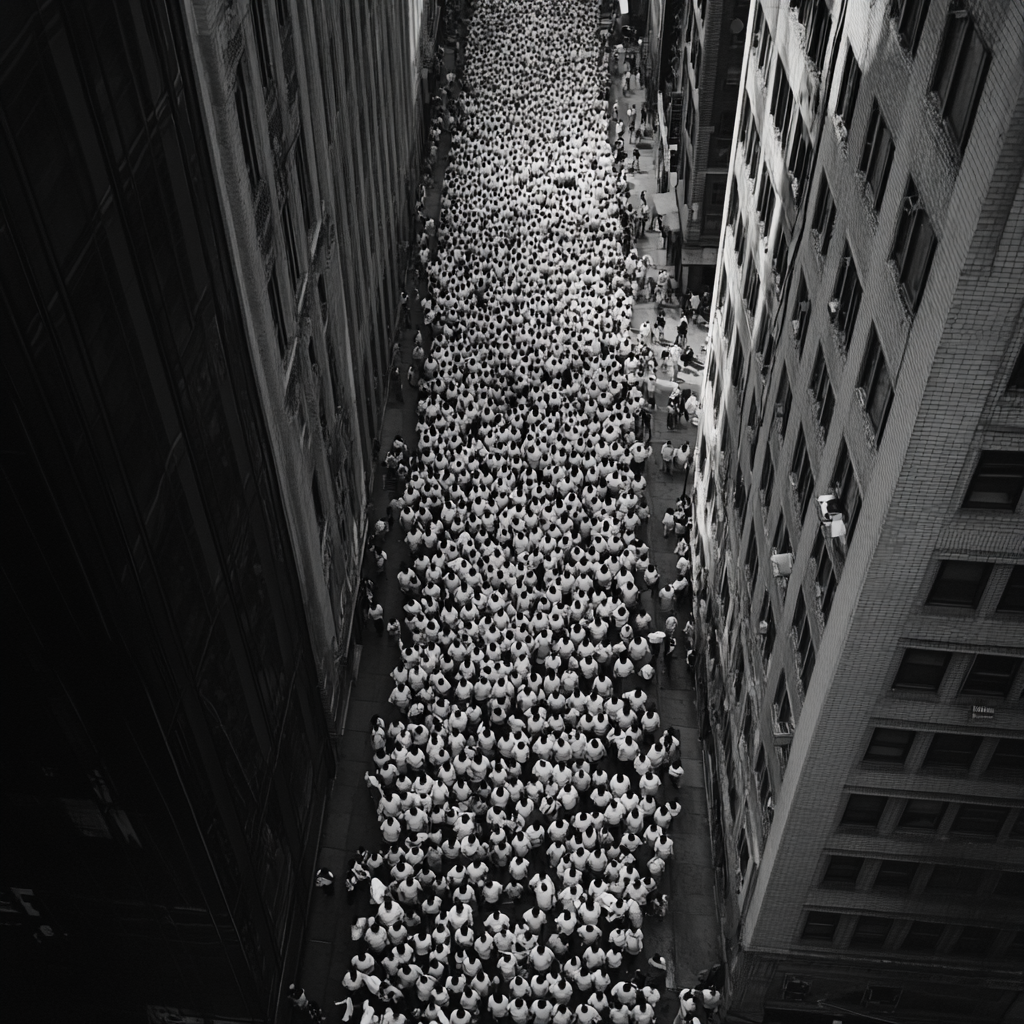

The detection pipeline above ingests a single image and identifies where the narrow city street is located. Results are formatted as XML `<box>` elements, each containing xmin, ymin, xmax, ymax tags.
<box><xmin>297</xmin><ymin>1</ymin><xmax>720</xmax><ymax>1020</ymax></box>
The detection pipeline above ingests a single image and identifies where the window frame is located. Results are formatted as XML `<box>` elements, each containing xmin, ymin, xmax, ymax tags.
<box><xmin>841</xmin><ymin>793</ymin><xmax>888</xmax><ymax>828</ymax></box>
<box><xmin>891</xmin><ymin>178</ymin><xmax>937</xmax><ymax>314</ymax></box>
<box><xmin>812</xmin><ymin>175</ymin><xmax>836</xmax><ymax>256</ymax></box>
<box><xmin>863</xmin><ymin>727</ymin><xmax>915</xmax><ymax>766</ymax></box>
<box><xmin>997</xmin><ymin>566</ymin><xmax>1024</xmax><ymax>612</ymax></box>
<box><xmin>836</xmin><ymin>46</ymin><xmax>862</xmax><ymax>127</ymax></box>
<box><xmin>857</xmin><ymin>325</ymin><xmax>894</xmax><ymax>442</ymax></box>
<box><xmin>921</xmin><ymin>732</ymin><xmax>982</xmax><ymax>772</ymax></box>
<box><xmin>898</xmin><ymin>799</ymin><xmax>948</xmax><ymax>831</ymax></box>
<box><xmin>810</xmin><ymin>344</ymin><xmax>835</xmax><ymax>438</ymax></box>
<box><xmin>960</xmin><ymin>654</ymin><xmax>1021</xmax><ymax>698</ymax></box>
<box><xmin>831</xmin><ymin>243</ymin><xmax>863</xmax><ymax>345</ymax></box>
<box><xmin>926</xmin><ymin>560</ymin><xmax>992</xmax><ymax>608</ymax></box>
<box><xmin>931</xmin><ymin>10</ymin><xmax>990</xmax><ymax>154</ymax></box>
<box><xmin>860</xmin><ymin>100</ymin><xmax>895</xmax><ymax>211</ymax></box>
<box><xmin>893</xmin><ymin>0</ymin><xmax>931</xmax><ymax>56</ymax></box>
<box><xmin>961</xmin><ymin>451</ymin><xmax>1024</xmax><ymax>511</ymax></box>
<box><xmin>892</xmin><ymin>648</ymin><xmax>951</xmax><ymax>692</ymax></box>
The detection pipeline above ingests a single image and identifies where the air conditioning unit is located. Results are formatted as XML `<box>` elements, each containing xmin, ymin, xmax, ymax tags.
<box><xmin>828</xmin><ymin>297</ymin><xmax>841</xmax><ymax>317</ymax></box>
<box><xmin>771</xmin><ymin>552</ymin><xmax>794</xmax><ymax>577</ymax></box>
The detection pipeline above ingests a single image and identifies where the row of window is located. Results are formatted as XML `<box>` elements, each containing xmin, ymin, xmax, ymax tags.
<box><xmin>927</xmin><ymin>559</ymin><xmax>1023</xmax><ymax>610</ymax></box>
<box><xmin>822</xmin><ymin>854</ymin><xmax>1023</xmax><ymax>899</ymax></box>
<box><xmin>842</xmin><ymin>791</ymin><xmax>1022</xmax><ymax>839</ymax></box>
<box><xmin>863</xmin><ymin>728</ymin><xmax>1022</xmax><ymax>776</ymax></box>
<box><xmin>893</xmin><ymin>640</ymin><xmax>1023</xmax><ymax>697</ymax></box>
<box><xmin>802</xmin><ymin>910</ymin><xmax>1022</xmax><ymax>958</ymax></box>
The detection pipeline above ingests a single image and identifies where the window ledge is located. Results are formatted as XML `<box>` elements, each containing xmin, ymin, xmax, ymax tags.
<box><xmin>831</xmin><ymin>114</ymin><xmax>850</xmax><ymax>158</ymax></box>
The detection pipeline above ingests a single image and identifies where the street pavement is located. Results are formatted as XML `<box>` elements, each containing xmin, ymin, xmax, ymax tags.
<box><xmin>295</xmin><ymin>26</ymin><xmax>720</xmax><ymax>1024</ymax></box>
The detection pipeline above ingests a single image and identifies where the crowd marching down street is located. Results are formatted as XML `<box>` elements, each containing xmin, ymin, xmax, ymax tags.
<box><xmin>291</xmin><ymin>1</ymin><xmax>720</xmax><ymax>1022</ymax></box>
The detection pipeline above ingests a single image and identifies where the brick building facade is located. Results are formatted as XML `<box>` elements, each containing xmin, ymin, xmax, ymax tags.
<box><xmin>691</xmin><ymin>0</ymin><xmax>1024</xmax><ymax>1020</ymax></box>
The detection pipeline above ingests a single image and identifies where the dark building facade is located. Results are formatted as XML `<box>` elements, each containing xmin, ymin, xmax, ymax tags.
<box><xmin>0</xmin><ymin>1</ymin><xmax>337</xmax><ymax>1019</ymax></box>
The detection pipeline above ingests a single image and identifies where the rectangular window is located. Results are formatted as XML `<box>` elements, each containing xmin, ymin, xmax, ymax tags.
<box><xmin>953</xmin><ymin>927</ymin><xmax>999</xmax><ymax>958</ymax></box>
<box><xmin>850</xmin><ymin>916</ymin><xmax>893</xmax><ymax>949</ymax></box>
<box><xmin>864</xmin><ymin>727</ymin><xmax>915</xmax><ymax>765</ymax></box>
<box><xmin>1008</xmin><ymin>347</ymin><xmax>1024</xmax><ymax>391</ymax></box>
<box><xmin>860</xmin><ymin>101</ymin><xmax>895</xmax><ymax>211</ymax></box>
<box><xmin>793</xmin><ymin>591</ymin><xmax>816</xmax><ymax>692</ymax></box>
<box><xmin>738</xmin><ymin>94</ymin><xmax>751</xmax><ymax>147</ymax></box>
<box><xmin>757</xmin><ymin>164</ymin><xmax>777</xmax><ymax>229</ymax></box>
<box><xmin>874</xmin><ymin>860</ymin><xmax>918</xmax><ymax>890</ymax></box>
<box><xmin>251</xmin><ymin>0</ymin><xmax>275</xmax><ymax>90</ymax></box>
<box><xmin>756</xmin><ymin>14</ymin><xmax>773</xmax><ymax>73</ymax></box>
<box><xmin>802</xmin><ymin>911</ymin><xmax>839</xmax><ymax>942</ymax></box>
<box><xmin>776</xmin><ymin>369</ymin><xmax>793</xmax><ymax>437</ymax></box>
<box><xmin>788</xmin><ymin>119</ymin><xmax>813</xmax><ymax>202</ymax></box>
<box><xmin>931</xmin><ymin>10</ymin><xmax>990</xmax><ymax>153</ymax></box>
<box><xmin>987</xmin><ymin>738</ymin><xmax>1024</xmax><ymax>775</ymax></box>
<box><xmin>797</xmin><ymin>0</ymin><xmax>831</xmax><ymax>71</ymax></box>
<box><xmin>770</xmin><ymin>58</ymin><xmax>794</xmax><ymax>141</ymax></box>
<box><xmin>836</xmin><ymin>47</ymin><xmax>862</xmax><ymax>126</ymax></box>
<box><xmin>962</xmin><ymin>451</ymin><xmax>1024</xmax><ymax>510</ymax></box>
<box><xmin>841</xmin><ymin>793</ymin><xmax>887</xmax><ymax>828</ymax></box>
<box><xmin>832</xmin><ymin>439</ymin><xmax>861</xmax><ymax>542</ymax></box>
<box><xmin>891</xmin><ymin>178</ymin><xmax>937</xmax><ymax>313</ymax></box>
<box><xmin>823</xmin><ymin>855</ymin><xmax>863</xmax><ymax>887</ymax></box>
<box><xmin>742</xmin><ymin>260</ymin><xmax>760</xmax><ymax>312</ymax></box>
<box><xmin>922</xmin><ymin>733</ymin><xmax>981</xmax><ymax>772</ymax></box>
<box><xmin>927</xmin><ymin>560</ymin><xmax>992</xmax><ymax>608</ymax></box>
<box><xmin>761</xmin><ymin>447</ymin><xmax>775</xmax><ymax>509</ymax></box>
<box><xmin>961</xmin><ymin>655</ymin><xmax>1021</xmax><ymax>698</ymax></box>
<box><xmin>294</xmin><ymin>131</ymin><xmax>313</xmax><ymax>230</ymax></box>
<box><xmin>998</xmin><ymin>566</ymin><xmax>1024</xmax><ymax>611</ymax></box>
<box><xmin>311</xmin><ymin>470</ymin><xmax>325</xmax><ymax>526</ymax></box>
<box><xmin>902</xmin><ymin>920</ymin><xmax>944</xmax><ymax>952</ymax></box>
<box><xmin>899</xmin><ymin>799</ymin><xmax>947</xmax><ymax>831</ymax></box>
<box><xmin>773</xmin><ymin>229</ymin><xmax>789</xmax><ymax>280</ymax></box>
<box><xmin>760</xmin><ymin>593</ymin><xmax>776</xmax><ymax>662</ymax></box>
<box><xmin>810</xmin><ymin>345</ymin><xmax>835</xmax><ymax>438</ymax></box>
<box><xmin>894</xmin><ymin>0</ymin><xmax>931</xmax><ymax>56</ymax></box>
<box><xmin>812</xmin><ymin>532</ymin><xmax>837</xmax><ymax>621</ymax></box>
<box><xmin>731</xmin><ymin>342</ymin><xmax>745</xmax><ymax>390</ymax></box>
<box><xmin>994</xmin><ymin>872</ymin><xmax>1024</xmax><ymax>899</ymax></box>
<box><xmin>791</xmin><ymin>428</ymin><xmax>814</xmax><ymax>521</ymax></box>
<box><xmin>235</xmin><ymin>74</ymin><xmax>262</xmax><ymax>193</ymax></box>
<box><xmin>281</xmin><ymin>202</ymin><xmax>301</xmax><ymax>287</ymax></box>
<box><xmin>267</xmin><ymin>270</ymin><xmax>288</xmax><ymax>358</ymax></box>
<box><xmin>793</xmin><ymin>273</ymin><xmax>810</xmax><ymax>356</ymax></box>
<box><xmin>831</xmin><ymin>243</ymin><xmax>863</xmax><ymax>344</ymax></box>
<box><xmin>746</xmin><ymin>121</ymin><xmax>762</xmax><ymax>172</ymax></box>
<box><xmin>727</xmin><ymin>178</ymin><xmax>739</xmax><ymax>226</ymax></box>
<box><xmin>927</xmin><ymin>864</ymin><xmax>983</xmax><ymax>892</ymax></box>
<box><xmin>893</xmin><ymin>648</ymin><xmax>950</xmax><ymax>691</ymax></box>
<box><xmin>857</xmin><ymin>325</ymin><xmax>894</xmax><ymax>442</ymax></box>
<box><xmin>774</xmin><ymin>673</ymin><xmax>791</xmax><ymax>728</ymax></box>
<box><xmin>949</xmin><ymin>804</ymin><xmax>1009</xmax><ymax>837</ymax></box>
<box><xmin>737</xmin><ymin>830</ymin><xmax>749</xmax><ymax>876</ymax></box>
<box><xmin>812</xmin><ymin>176</ymin><xmax>836</xmax><ymax>256</ymax></box>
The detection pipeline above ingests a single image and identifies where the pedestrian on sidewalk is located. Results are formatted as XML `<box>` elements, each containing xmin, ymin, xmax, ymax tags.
<box><xmin>660</xmin><ymin>440</ymin><xmax>674</xmax><ymax>474</ymax></box>
<box><xmin>367</xmin><ymin>601</ymin><xmax>385</xmax><ymax>637</ymax></box>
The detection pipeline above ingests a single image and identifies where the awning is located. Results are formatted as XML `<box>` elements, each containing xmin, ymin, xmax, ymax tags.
<box><xmin>652</xmin><ymin>192</ymin><xmax>681</xmax><ymax>231</ymax></box>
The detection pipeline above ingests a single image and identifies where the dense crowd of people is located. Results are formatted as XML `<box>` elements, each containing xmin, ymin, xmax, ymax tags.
<box><xmin>295</xmin><ymin>2</ymin><xmax>721</xmax><ymax>1024</ymax></box>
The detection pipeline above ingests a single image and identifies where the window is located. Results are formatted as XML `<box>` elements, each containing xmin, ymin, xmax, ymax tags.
<box><xmin>891</xmin><ymin>178</ymin><xmax>937</xmax><ymax>313</ymax></box>
<box><xmin>760</xmin><ymin>447</ymin><xmax>775</xmax><ymax>509</ymax></box>
<box><xmin>760</xmin><ymin>593</ymin><xmax>776</xmax><ymax>662</ymax></box>
<box><xmin>902</xmin><ymin>920</ymin><xmax>944</xmax><ymax>953</ymax></box>
<box><xmin>860</xmin><ymin>101</ymin><xmax>895</xmax><ymax>211</ymax></box>
<box><xmin>792</xmin><ymin>273</ymin><xmax>810</xmax><ymax>356</ymax></box>
<box><xmin>950</xmin><ymin>804</ymin><xmax>1009</xmax><ymax>837</ymax></box>
<box><xmin>797</xmin><ymin>0</ymin><xmax>831</xmax><ymax>71</ymax></box>
<box><xmin>812</xmin><ymin>177</ymin><xmax>836</xmax><ymax>256</ymax></box>
<box><xmin>746</xmin><ymin>530</ymin><xmax>760</xmax><ymax>589</ymax></box>
<box><xmin>836</xmin><ymin>47</ymin><xmax>861</xmax><ymax>126</ymax></box>
<box><xmin>987</xmin><ymin>739</ymin><xmax>1024</xmax><ymax>776</ymax></box>
<box><xmin>791</xmin><ymin>428</ymin><xmax>814</xmax><ymax>521</ymax></box>
<box><xmin>794</xmin><ymin>591</ymin><xmax>816</xmax><ymax>692</ymax></box>
<box><xmin>737</xmin><ymin>830</ymin><xmax>750</xmax><ymax>876</ymax></box>
<box><xmin>802</xmin><ymin>911</ymin><xmax>839</xmax><ymax>942</ymax></box>
<box><xmin>823</xmin><ymin>855</ymin><xmax>863</xmax><ymax>887</ymax></box>
<box><xmin>776</xmin><ymin>369</ymin><xmax>793</xmax><ymax>437</ymax></box>
<box><xmin>832</xmin><ymin>440</ymin><xmax>862</xmax><ymax>542</ymax></box>
<box><xmin>731</xmin><ymin>342</ymin><xmax>745</xmax><ymax>390</ymax></box>
<box><xmin>1009</xmin><ymin>347</ymin><xmax>1024</xmax><ymax>390</ymax></box>
<box><xmin>742</xmin><ymin>259</ymin><xmax>760</xmax><ymax>313</ymax></box>
<box><xmin>997</xmin><ymin>566</ymin><xmax>1024</xmax><ymax>611</ymax></box>
<box><xmin>857</xmin><ymin>326</ymin><xmax>894</xmax><ymax>442</ymax></box>
<box><xmin>892</xmin><ymin>648</ymin><xmax>951</xmax><ymax>692</ymax></box>
<box><xmin>294</xmin><ymin>131</ymin><xmax>313</xmax><ymax>230</ymax></box>
<box><xmin>755</xmin><ymin>15</ymin><xmax>773</xmax><ymax>73</ymax></box>
<box><xmin>961</xmin><ymin>655</ymin><xmax>1021</xmax><ymax>698</ymax></box>
<box><xmin>788</xmin><ymin>119</ymin><xmax>813</xmax><ymax>201</ymax></box>
<box><xmin>898</xmin><ymin>799</ymin><xmax>947</xmax><ymax>831</ymax></box>
<box><xmin>746</xmin><ymin>121</ymin><xmax>762</xmax><ymax>173</ymax></box>
<box><xmin>727</xmin><ymin>178</ymin><xmax>739</xmax><ymax>226</ymax></box>
<box><xmin>281</xmin><ymin>202</ymin><xmax>301</xmax><ymax>287</ymax></box>
<box><xmin>810</xmin><ymin>345</ymin><xmax>835</xmax><ymax>437</ymax></box>
<box><xmin>874</xmin><ymin>860</ymin><xmax>918</xmax><ymax>890</ymax></box>
<box><xmin>812</xmin><ymin>532</ymin><xmax>837</xmax><ymax>621</ymax></box>
<box><xmin>267</xmin><ymin>270</ymin><xmax>288</xmax><ymax>358</ymax></box>
<box><xmin>893</xmin><ymin>0</ymin><xmax>930</xmax><ymax>56</ymax></box>
<box><xmin>311</xmin><ymin>471</ymin><xmax>325</xmax><ymax>527</ymax></box>
<box><xmin>927</xmin><ymin>560</ymin><xmax>992</xmax><ymax>608</ymax></box>
<box><xmin>235</xmin><ymin>74</ymin><xmax>262</xmax><ymax>193</ymax></box>
<box><xmin>994</xmin><ymin>872</ymin><xmax>1024</xmax><ymax>899</ymax></box>
<box><xmin>926</xmin><ymin>864</ymin><xmax>982</xmax><ymax>893</ymax></box>
<box><xmin>756</xmin><ymin>166</ymin><xmax>776</xmax><ymax>231</ymax></box>
<box><xmin>773</xmin><ymin>229</ymin><xmax>790</xmax><ymax>280</ymax></box>
<box><xmin>831</xmin><ymin>243</ymin><xmax>862</xmax><ymax>344</ymax></box>
<box><xmin>922</xmin><ymin>733</ymin><xmax>981</xmax><ymax>772</ymax></box>
<box><xmin>841</xmin><ymin>794</ymin><xmax>887</xmax><ymax>828</ymax></box>
<box><xmin>952</xmin><ymin>927</ymin><xmax>998</xmax><ymax>958</ymax></box>
<box><xmin>738</xmin><ymin>95</ymin><xmax>751</xmax><ymax>148</ymax></box>
<box><xmin>251</xmin><ymin>0</ymin><xmax>274</xmax><ymax>89</ymax></box>
<box><xmin>850</xmin><ymin>916</ymin><xmax>893</xmax><ymax>949</ymax></box>
<box><xmin>931</xmin><ymin>10</ymin><xmax>990</xmax><ymax>154</ymax></box>
<box><xmin>962</xmin><ymin>451</ymin><xmax>1024</xmax><ymax>510</ymax></box>
<box><xmin>864</xmin><ymin>728</ymin><xmax>915</xmax><ymax>765</ymax></box>
<box><xmin>774</xmin><ymin>674</ymin><xmax>791</xmax><ymax>729</ymax></box>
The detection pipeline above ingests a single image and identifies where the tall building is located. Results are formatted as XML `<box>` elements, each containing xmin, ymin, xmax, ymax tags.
<box><xmin>691</xmin><ymin>0</ymin><xmax>1024</xmax><ymax>1020</ymax></box>
<box><xmin>0</xmin><ymin>0</ymin><xmax>432</xmax><ymax>1019</ymax></box>
<box><xmin>658</xmin><ymin>0</ymin><xmax>749</xmax><ymax>291</ymax></box>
